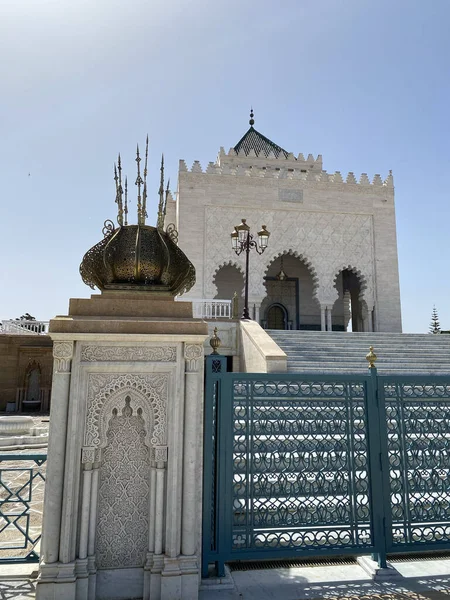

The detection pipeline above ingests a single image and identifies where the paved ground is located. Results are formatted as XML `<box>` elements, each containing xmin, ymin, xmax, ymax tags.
<box><xmin>1</xmin><ymin>558</ymin><xmax>450</xmax><ymax>599</ymax></box>
<box><xmin>198</xmin><ymin>559</ymin><xmax>450</xmax><ymax>600</ymax></box>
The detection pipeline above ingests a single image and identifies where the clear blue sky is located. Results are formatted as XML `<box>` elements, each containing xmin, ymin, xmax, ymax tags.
<box><xmin>1</xmin><ymin>0</ymin><xmax>449</xmax><ymax>332</ymax></box>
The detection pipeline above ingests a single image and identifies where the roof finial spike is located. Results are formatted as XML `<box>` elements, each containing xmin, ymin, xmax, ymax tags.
<box><xmin>162</xmin><ymin>177</ymin><xmax>170</xmax><ymax>223</ymax></box>
<box><xmin>141</xmin><ymin>136</ymin><xmax>149</xmax><ymax>225</ymax></box>
<box><xmin>135</xmin><ymin>143</ymin><xmax>143</xmax><ymax>225</ymax></box>
<box><xmin>249</xmin><ymin>107</ymin><xmax>255</xmax><ymax>126</ymax></box>
<box><xmin>156</xmin><ymin>154</ymin><xmax>165</xmax><ymax>230</ymax></box>
<box><xmin>115</xmin><ymin>157</ymin><xmax>123</xmax><ymax>226</ymax></box>
<box><xmin>124</xmin><ymin>177</ymin><xmax>128</xmax><ymax>226</ymax></box>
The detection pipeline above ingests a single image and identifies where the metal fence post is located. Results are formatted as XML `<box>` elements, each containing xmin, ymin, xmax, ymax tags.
<box><xmin>364</xmin><ymin>346</ymin><xmax>388</xmax><ymax>568</ymax></box>
<box><xmin>202</xmin><ymin>354</ymin><xmax>227</xmax><ymax>578</ymax></box>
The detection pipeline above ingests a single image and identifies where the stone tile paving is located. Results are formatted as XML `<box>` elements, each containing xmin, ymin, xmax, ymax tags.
<box><xmin>0</xmin><ymin>416</ymin><xmax>48</xmax><ymax>563</ymax></box>
<box><xmin>0</xmin><ymin>578</ymin><xmax>37</xmax><ymax>599</ymax></box>
<box><xmin>199</xmin><ymin>562</ymin><xmax>450</xmax><ymax>600</ymax></box>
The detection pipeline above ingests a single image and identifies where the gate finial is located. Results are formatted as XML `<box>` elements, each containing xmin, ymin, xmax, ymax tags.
<box><xmin>366</xmin><ymin>346</ymin><xmax>377</xmax><ymax>369</ymax></box>
<box><xmin>210</xmin><ymin>327</ymin><xmax>222</xmax><ymax>355</ymax></box>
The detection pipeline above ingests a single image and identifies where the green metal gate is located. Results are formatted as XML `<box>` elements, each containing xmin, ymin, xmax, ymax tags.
<box><xmin>202</xmin><ymin>356</ymin><xmax>450</xmax><ymax>576</ymax></box>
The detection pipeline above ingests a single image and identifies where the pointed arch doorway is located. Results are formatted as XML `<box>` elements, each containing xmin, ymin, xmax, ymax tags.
<box><xmin>266</xmin><ymin>303</ymin><xmax>290</xmax><ymax>330</ymax></box>
<box><xmin>261</xmin><ymin>253</ymin><xmax>320</xmax><ymax>330</ymax></box>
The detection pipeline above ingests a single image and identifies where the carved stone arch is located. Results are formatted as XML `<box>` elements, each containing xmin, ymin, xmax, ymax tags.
<box><xmin>332</xmin><ymin>264</ymin><xmax>370</xmax><ymax>306</ymax></box>
<box><xmin>208</xmin><ymin>260</ymin><xmax>245</xmax><ymax>299</ymax></box>
<box><xmin>262</xmin><ymin>249</ymin><xmax>320</xmax><ymax>298</ymax></box>
<box><xmin>84</xmin><ymin>373</ymin><xmax>168</xmax><ymax>452</ymax></box>
<box><xmin>23</xmin><ymin>360</ymin><xmax>41</xmax><ymax>387</ymax></box>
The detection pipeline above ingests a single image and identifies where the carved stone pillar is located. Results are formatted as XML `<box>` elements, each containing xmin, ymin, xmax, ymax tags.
<box><xmin>320</xmin><ymin>306</ymin><xmax>326</xmax><ymax>331</ymax></box>
<box><xmin>326</xmin><ymin>306</ymin><xmax>333</xmax><ymax>332</ymax></box>
<box><xmin>42</xmin><ymin>341</ymin><xmax>73</xmax><ymax>564</ymax></box>
<box><xmin>37</xmin><ymin>291</ymin><xmax>208</xmax><ymax>600</ymax></box>
<box><xmin>182</xmin><ymin>344</ymin><xmax>203</xmax><ymax>556</ymax></box>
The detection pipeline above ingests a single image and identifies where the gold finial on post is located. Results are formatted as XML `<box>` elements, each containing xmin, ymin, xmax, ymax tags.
<box><xmin>210</xmin><ymin>327</ymin><xmax>222</xmax><ymax>355</ymax></box>
<box><xmin>366</xmin><ymin>346</ymin><xmax>377</xmax><ymax>369</ymax></box>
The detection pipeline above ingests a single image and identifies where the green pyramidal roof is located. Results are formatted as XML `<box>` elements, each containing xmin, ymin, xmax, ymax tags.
<box><xmin>234</xmin><ymin>126</ymin><xmax>290</xmax><ymax>159</ymax></box>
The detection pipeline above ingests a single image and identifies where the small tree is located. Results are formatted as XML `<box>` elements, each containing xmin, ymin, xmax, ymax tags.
<box><xmin>429</xmin><ymin>306</ymin><xmax>441</xmax><ymax>334</ymax></box>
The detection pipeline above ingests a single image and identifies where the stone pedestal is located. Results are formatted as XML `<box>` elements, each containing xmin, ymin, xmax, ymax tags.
<box><xmin>36</xmin><ymin>292</ymin><xmax>208</xmax><ymax>600</ymax></box>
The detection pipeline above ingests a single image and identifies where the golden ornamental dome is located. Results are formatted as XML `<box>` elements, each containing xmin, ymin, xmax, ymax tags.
<box><xmin>79</xmin><ymin>139</ymin><xmax>195</xmax><ymax>296</ymax></box>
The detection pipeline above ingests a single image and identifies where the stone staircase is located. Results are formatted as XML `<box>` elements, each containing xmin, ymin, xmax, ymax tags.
<box><xmin>266</xmin><ymin>330</ymin><xmax>450</xmax><ymax>374</ymax></box>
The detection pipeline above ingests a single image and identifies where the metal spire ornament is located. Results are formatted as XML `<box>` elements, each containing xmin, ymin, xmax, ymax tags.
<box><xmin>79</xmin><ymin>136</ymin><xmax>195</xmax><ymax>295</ymax></box>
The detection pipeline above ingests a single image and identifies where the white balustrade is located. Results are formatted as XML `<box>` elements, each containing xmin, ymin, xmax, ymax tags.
<box><xmin>176</xmin><ymin>298</ymin><xmax>232</xmax><ymax>319</ymax></box>
<box><xmin>1</xmin><ymin>320</ymin><xmax>49</xmax><ymax>335</ymax></box>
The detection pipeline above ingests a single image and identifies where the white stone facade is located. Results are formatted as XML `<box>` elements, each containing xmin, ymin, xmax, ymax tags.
<box><xmin>171</xmin><ymin>129</ymin><xmax>402</xmax><ymax>332</ymax></box>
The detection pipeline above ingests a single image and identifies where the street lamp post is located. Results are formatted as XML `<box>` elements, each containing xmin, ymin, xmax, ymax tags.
<box><xmin>231</xmin><ymin>219</ymin><xmax>270</xmax><ymax>319</ymax></box>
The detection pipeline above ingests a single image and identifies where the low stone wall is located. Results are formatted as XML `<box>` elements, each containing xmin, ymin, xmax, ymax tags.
<box><xmin>239</xmin><ymin>320</ymin><xmax>287</xmax><ymax>373</ymax></box>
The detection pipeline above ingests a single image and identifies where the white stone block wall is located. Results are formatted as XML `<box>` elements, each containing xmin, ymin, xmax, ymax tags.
<box><xmin>176</xmin><ymin>151</ymin><xmax>402</xmax><ymax>332</ymax></box>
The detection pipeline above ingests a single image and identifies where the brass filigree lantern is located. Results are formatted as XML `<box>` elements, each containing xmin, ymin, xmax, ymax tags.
<box><xmin>79</xmin><ymin>138</ymin><xmax>195</xmax><ymax>296</ymax></box>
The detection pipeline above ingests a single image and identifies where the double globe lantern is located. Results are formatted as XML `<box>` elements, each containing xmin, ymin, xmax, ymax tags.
<box><xmin>230</xmin><ymin>219</ymin><xmax>270</xmax><ymax>251</ymax></box>
<box><xmin>230</xmin><ymin>219</ymin><xmax>270</xmax><ymax>319</ymax></box>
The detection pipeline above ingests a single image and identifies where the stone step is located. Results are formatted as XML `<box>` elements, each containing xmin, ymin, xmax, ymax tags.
<box><xmin>267</xmin><ymin>330</ymin><xmax>450</xmax><ymax>374</ymax></box>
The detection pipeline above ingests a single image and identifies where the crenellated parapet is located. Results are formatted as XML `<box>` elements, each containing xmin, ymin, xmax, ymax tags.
<box><xmin>179</xmin><ymin>156</ymin><xmax>394</xmax><ymax>188</ymax></box>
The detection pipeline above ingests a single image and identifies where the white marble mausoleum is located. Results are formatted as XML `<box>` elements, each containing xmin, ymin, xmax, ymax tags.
<box><xmin>167</xmin><ymin>111</ymin><xmax>402</xmax><ymax>333</ymax></box>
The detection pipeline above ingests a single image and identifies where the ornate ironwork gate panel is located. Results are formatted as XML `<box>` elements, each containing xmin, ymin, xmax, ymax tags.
<box><xmin>203</xmin><ymin>357</ymin><xmax>384</xmax><ymax>576</ymax></box>
<box><xmin>203</xmin><ymin>361</ymin><xmax>450</xmax><ymax>577</ymax></box>
<box><xmin>0</xmin><ymin>454</ymin><xmax>47</xmax><ymax>564</ymax></box>
<box><xmin>379</xmin><ymin>377</ymin><xmax>450</xmax><ymax>553</ymax></box>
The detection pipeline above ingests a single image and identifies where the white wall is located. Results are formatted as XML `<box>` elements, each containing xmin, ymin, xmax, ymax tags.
<box><xmin>176</xmin><ymin>151</ymin><xmax>402</xmax><ymax>332</ymax></box>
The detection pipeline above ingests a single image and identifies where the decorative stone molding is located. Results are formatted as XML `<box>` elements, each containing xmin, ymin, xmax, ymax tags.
<box><xmin>53</xmin><ymin>341</ymin><xmax>74</xmax><ymax>372</ymax></box>
<box><xmin>184</xmin><ymin>344</ymin><xmax>203</xmax><ymax>373</ymax></box>
<box><xmin>81</xmin><ymin>447</ymin><xmax>95</xmax><ymax>464</ymax></box>
<box><xmin>85</xmin><ymin>373</ymin><xmax>168</xmax><ymax>450</ymax></box>
<box><xmin>81</xmin><ymin>345</ymin><xmax>177</xmax><ymax>362</ymax></box>
<box><xmin>154</xmin><ymin>445</ymin><xmax>168</xmax><ymax>462</ymax></box>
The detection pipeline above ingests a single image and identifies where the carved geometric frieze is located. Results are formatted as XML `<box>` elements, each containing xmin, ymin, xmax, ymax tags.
<box><xmin>53</xmin><ymin>341</ymin><xmax>74</xmax><ymax>373</ymax></box>
<box><xmin>184</xmin><ymin>344</ymin><xmax>203</xmax><ymax>373</ymax></box>
<box><xmin>85</xmin><ymin>373</ymin><xmax>168</xmax><ymax>451</ymax></box>
<box><xmin>204</xmin><ymin>206</ymin><xmax>375</xmax><ymax>309</ymax></box>
<box><xmin>81</xmin><ymin>345</ymin><xmax>177</xmax><ymax>363</ymax></box>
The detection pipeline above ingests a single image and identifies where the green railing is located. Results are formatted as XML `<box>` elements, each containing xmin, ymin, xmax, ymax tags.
<box><xmin>0</xmin><ymin>454</ymin><xmax>47</xmax><ymax>563</ymax></box>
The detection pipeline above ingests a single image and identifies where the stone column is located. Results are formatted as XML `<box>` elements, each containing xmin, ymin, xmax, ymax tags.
<box><xmin>320</xmin><ymin>306</ymin><xmax>326</xmax><ymax>331</ymax></box>
<box><xmin>326</xmin><ymin>306</ymin><xmax>332</xmax><ymax>332</ymax></box>
<box><xmin>42</xmin><ymin>341</ymin><xmax>74</xmax><ymax>564</ymax></box>
<box><xmin>254</xmin><ymin>303</ymin><xmax>261</xmax><ymax>324</ymax></box>
<box><xmin>87</xmin><ymin>461</ymin><xmax>99</xmax><ymax>600</ymax></box>
<box><xmin>79</xmin><ymin>464</ymin><xmax>93</xmax><ymax>560</ymax></box>
<box><xmin>182</xmin><ymin>344</ymin><xmax>203</xmax><ymax>556</ymax></box>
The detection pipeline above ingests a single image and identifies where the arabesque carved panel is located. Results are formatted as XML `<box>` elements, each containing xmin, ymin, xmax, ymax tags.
<box><xmin>81</xmin><ymin>345</ymin><xmax>176</xmax><ymax>362</ymax></box>
<box><xmin>204</xmin><ymin>206</ymin><xmax>374</xmax><ymax>307</ymax></box>
<box><xmin>96</xmin><ymin>397</ymin><xmax>150</xmax><ymax>568</ymax></box>
<box><xmin>85</xmin><ymin>373</ymin><xmax>168</xmax><ymax>450</ymax></box>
